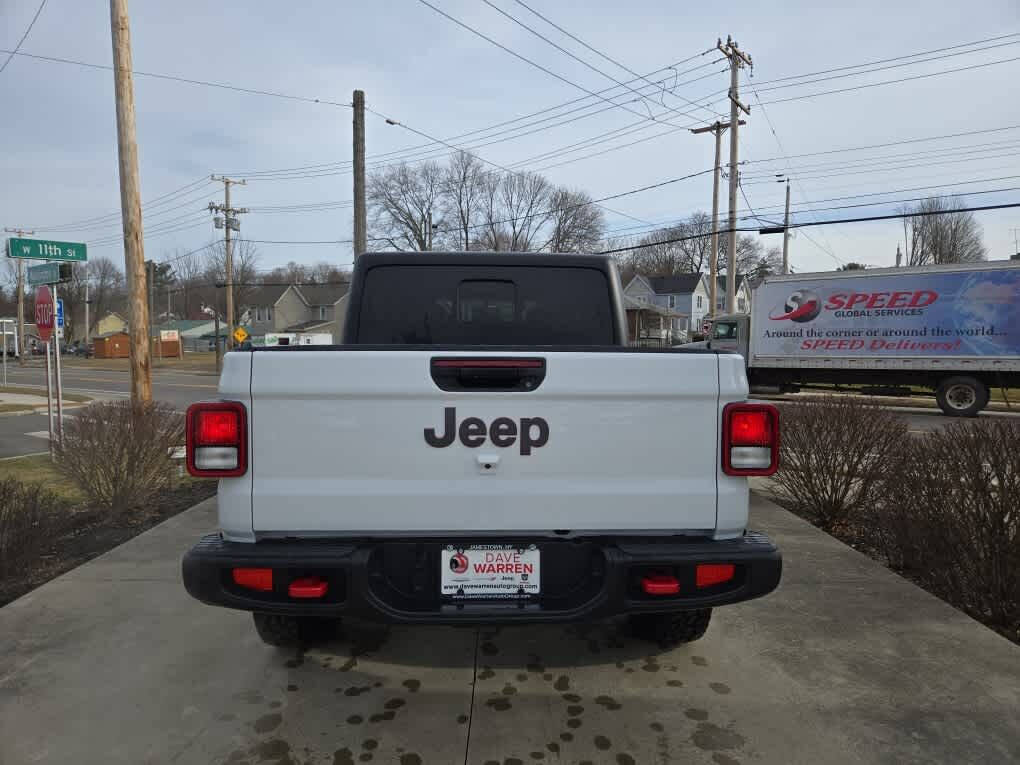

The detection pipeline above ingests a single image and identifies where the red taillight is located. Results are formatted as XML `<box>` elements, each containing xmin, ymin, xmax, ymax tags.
<box><xmin>186</xmin><ymin>401</ymin><xmax>247</xmax><ymax>477</ymax></box>
<box><xmin>696</xmin><ymin>563</ymin><xmax>735</xmax><ymax>588</ymax></box>
<box><xmin>641</xmin><ymin>573</ymin><xmax>680</xmax><ymax>595</ymax></box>
<box><xmin>722</xmin><ymin>403</ymin><xmax>779</xmax><ymax>476</ymax></box>
<box><xmin>195</xmin><ymin>410</ymin><xmax>240</xmax><ymax>445</ymax></box>
<box><xmin>233</xmin><ymin>567</ymin><xmax>273</xmax><ymax>592</ymax></box>
<box><xmin>729</xmin><ymin>410</ymin><xmax>771</xmax><ymax>446</ymax></box>
<box><xmin>289</xmin><ymin>576</ymin><xmax>329</xmax><ymax>599</ymax></box>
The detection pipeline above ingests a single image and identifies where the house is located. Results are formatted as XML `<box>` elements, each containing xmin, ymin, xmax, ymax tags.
<box><xmin>152</xmin><ymin>319</ymin><xmax>217</xmax><ymax>353</ymax></box>
<box><xmin>623</xmin><ymin>273</ymin><xmax>712</xmax><ymax>337</ymax></box>
<box><xmin>713</xmin><ymin>275</ymin><xmax>752</xmax><ymax>314</ymax></box>
<box><xmin>95</xmin><ymin>312</ymin><xmax>128</xmax><ymax>337</ymax></box>
<box><xmin>623</xmin><ymin>296</ymin><xmax>688</xmax><ymax>346</ymax></box>
<box><xmin>243</xmin><ymin>283</ymin><xmax>349</xmax><ymax>342</ymax></box>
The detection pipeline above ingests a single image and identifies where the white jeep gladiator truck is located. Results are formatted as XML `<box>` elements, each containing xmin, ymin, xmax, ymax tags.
<box><xmin>182</xmin><ymin>253</ymin><xmax>781</xmax><ymax>647</ymax></box>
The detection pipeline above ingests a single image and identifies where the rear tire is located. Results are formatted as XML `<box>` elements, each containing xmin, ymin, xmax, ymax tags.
<box><xmin>629</xmin><ymin>608</ymin><xmax>712</xmax><ymax>648</ymax></box>
<box><xmin>252</xmin><ymin>613</ymin><xmax>338</xmax><ymax>647</ymax></box>
<box><xmin>935</xmin><ymin>376</ymin><xmax>988</xmax><ymax>417</ymax></box>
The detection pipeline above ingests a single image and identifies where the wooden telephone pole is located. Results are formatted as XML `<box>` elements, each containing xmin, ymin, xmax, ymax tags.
<box><xmin>353</xmin><ymin>89</ymin><xmax>367</xmax><ymax>257</ymax></box>
<box><xmin>109</xmin><ymin>0</ymin><xmax>151</xmax><ymax>405</ymax></box>
<box><xmin>209</xmin><ymin>177</ymin><xmax>247</xmax><ymax>351</ymax></box>
<box><xmin>718</xmin><ymin>36</ymin><xmax>752</xmax><ymax>314</ymax></box>
<box><xmin>691</xmin><ymin>120</ymin><xmax>744</xmax><ymax>319</ymax></box>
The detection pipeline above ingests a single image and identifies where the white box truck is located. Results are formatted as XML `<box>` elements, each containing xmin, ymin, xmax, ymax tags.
<box><xmin>705</xmin><ymin>261</ymin><xmax>1020</xmax><ymax>416</ymax></box>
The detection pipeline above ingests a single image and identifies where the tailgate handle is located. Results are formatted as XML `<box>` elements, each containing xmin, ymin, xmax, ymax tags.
<box><xmin>431</xmin><ymin>358</ymin><xmax>546</xmax><ymax>392</ymax></box>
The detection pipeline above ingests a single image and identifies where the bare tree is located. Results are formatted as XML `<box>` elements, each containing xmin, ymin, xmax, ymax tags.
<box><xmin>441</xmin><ymin>151</ymin><xmax>486</xmax><ymax>251</ymax></box>
<box><xmin>717</xmin><ymin>232</ymin><xmax>763</xmax><ymax>276</ymax></box>
<box><xmin>625</xmin><ymin>212</ymin><xmax>714</xmax><ymax>277</ymax></box>
<box><xmin>368</xmin><ymin>161</ymin><xmax>444</xmax><ymax>250</ymax></box>
<box><xmin>543</xmin><ymin>188</ymin><xmax>606</xmax><ymax>253</ymax></box>
<box><xmin>171</xmin><ymin>247</ymin><xmax>205</xmax><ymax>320</ymax></box>
<box><xmin>308</xmin><ymin>261</ymin><xmax>350</xmax><ymax>284</ymax></box>
<box><xmin>85</xmin><ymin>256</ymin><xmax>126</xmax><ymax>333</ymax></box>
<box><xmin>903</xmin><ymin>196</ymin><xmax>986</xmax><ymax>266</ymax></box>
<box><xmin>203</xmin><ymin>240</ymin><xmax>260</xmax><ymax>325</ymax></box>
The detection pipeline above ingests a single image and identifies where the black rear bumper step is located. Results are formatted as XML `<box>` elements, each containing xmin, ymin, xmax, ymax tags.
<box><xmin>182</xmin><ymin>532</ymin><xmax>781</xmax><ymax>624</ymax></box>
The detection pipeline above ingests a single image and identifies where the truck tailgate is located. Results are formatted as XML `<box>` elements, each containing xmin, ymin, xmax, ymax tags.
<box><xmin>249</xmin><ymin>350</ymin><xmax>721</xmax><ymax>535</ymax></box>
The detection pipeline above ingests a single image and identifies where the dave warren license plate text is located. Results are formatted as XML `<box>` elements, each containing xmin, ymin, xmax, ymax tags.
<box><xmin>441</xmin><ymin>545</ymin><xmax>540</xmax><ymax>598</ymax></box>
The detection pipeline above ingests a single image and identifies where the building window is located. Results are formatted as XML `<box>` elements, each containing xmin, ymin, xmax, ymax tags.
<box><xmin>267</xmin><ymin>306</ymin><xmax>273</xmax><ymax>322</ymax></box>
<box><xmin>319</xmin><ymin>306</ymin><xmax>328</xmax><ymax>320</ymax></box>
<box><xmin>738</xmin><ymin>299</ymin><xmax>746</xmax><ymax>312</ymax></box>
<box><xmin>696</xmin><ymin>295</ymin><xmax>703</xmax><ymax>309</ymax></box>
<box><xmin>668</xmin><ymin>295</ymin><xmax>676</xmax><ymax>308</ymax></box>
<box><xmin>255</xmin><ymin>307</ymin><xmax>263</xmax><ymax>322</ymax></box>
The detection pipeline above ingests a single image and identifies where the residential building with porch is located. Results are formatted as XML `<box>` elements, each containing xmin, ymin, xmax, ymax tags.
<box><xmin>623</xmin><ymin>273</ymin><xmax>711</xmax><ymax>337</ymax></box>
<box><xmin>242</xmin><ymin>283</ymin><xmax>349</xmax><ymax>343</ymax></box>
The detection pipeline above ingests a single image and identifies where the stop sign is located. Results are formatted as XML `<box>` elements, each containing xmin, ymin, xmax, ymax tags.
<box><xmin>35</xmin><ymin>285</ymin><xmax>55</xmax><ymax>343</ymax></box>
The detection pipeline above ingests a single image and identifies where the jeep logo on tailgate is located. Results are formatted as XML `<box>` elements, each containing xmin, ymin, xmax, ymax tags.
<box><xmin>424</xmin><ymin>407</ymin><xmax>549</xmax><ymax>455</ymax></box>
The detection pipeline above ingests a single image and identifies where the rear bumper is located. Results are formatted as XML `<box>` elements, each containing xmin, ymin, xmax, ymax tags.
<box><xmin>182</xmin><ymin>532</ymin><xmax>781</xmax><ymax>624</ymax></box>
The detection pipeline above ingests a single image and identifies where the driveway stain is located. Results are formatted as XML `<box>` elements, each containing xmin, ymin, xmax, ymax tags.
<box><xmin>253</xmin><ymin>712</ymin><xmax>283</xmax><ymax>733</ymax></box>
<box><xmin>594</xmin><ymin>735</ymin><xmax>612</xmax><ymax>750</ymax></box>
<box><xmin>691</xmin><ymin>722</ymin><xmax>746</xmax><ymax>751</ymax></box>
<box><xmin>685</xmin><ymin>708</ymin><xmax>709</xmax><ymax>721</ymax></box>
<box><xmin>709</xmin><ymin>682</ymin><xmax>732</xmax><ymax>695</ymax></box>
<box><xmin>712</xmin><ymin>754</ymin><xmax>741</xmax><ymax>765</ymax></box>
<box><xmin>595</xmin><ymin>695</ymin><xmax>622</xmax><ymax>711</ymax></box>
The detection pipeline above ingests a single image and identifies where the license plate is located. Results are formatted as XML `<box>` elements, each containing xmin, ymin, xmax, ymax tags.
<box><xmin>441</xmin><ymin>545</ymin><xmax>540</xmax><ymax>598</ymax></box>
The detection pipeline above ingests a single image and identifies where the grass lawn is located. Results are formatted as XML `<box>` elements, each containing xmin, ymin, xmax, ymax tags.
<box><xmin>0</xmin><ymin>385</ymin><xmax>92</xmax><ymax>403</ymax></box>
<box><xmin>62</xmin><ymin>352</ymin><xmax>218</xmax><ymax>373</ymax></box>
<box><xmin>0</xmin><ymin>454</ymin><xmax>84</xmax><ymax>502</ymax></box>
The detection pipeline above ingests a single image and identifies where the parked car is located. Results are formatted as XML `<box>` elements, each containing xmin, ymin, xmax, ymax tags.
<box><xmin>183</xmin><ymin>253</ymin><xmax>783</xmax><ymax>649</ymax></box>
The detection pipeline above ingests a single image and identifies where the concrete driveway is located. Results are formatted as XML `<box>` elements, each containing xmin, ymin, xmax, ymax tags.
<box><xmin>1</xmin><ymin>495</ymin><xmax>1017</xmax><ymax>765</ymax></box>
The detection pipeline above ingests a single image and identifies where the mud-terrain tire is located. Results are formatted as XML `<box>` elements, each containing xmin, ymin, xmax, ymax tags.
<box><xmin>629</xmin><ymin>608</ymin><xmax>712</xmax><ymax>647</ymax></box>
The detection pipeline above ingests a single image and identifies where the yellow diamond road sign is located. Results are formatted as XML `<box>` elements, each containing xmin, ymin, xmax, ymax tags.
<box><xmin>233</xmin><ymin>327</ymin><xmax>249</xmax><ymax>344</ymax></box>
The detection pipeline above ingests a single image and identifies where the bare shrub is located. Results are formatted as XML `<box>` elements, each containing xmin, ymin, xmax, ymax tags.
<box><xmin>54</xmin><ymin>401</ymin><xmax>184</xmax><ymax>513</ymax></box>
<box><xmin>772</xmin><ymin>397</ymin><xmax>907</xmax><ymax>531</ymax></box>
<box><xmin>0</xmin><ymin>478</ymin><xmax>66</xmax><ymax>579</ymax></box>
<box><xmin>877</xmin><ymin>420</ymin><xmax>1020</xmax><ymax>640</ymax></box>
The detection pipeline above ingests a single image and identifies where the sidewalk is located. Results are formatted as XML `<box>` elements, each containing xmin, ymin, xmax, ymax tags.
<box><xmin>1</xmin><ymin>493</ymin><xmax>1016</xmax><ymax>764</ymax></box>
<box><xmin>0</xmin><ymin>389</ymin><xmax>87</xmax><ymax>415</ymax></box>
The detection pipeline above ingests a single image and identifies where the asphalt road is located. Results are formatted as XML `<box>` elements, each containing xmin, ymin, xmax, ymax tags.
<box><xmin>0</xmin><ymin>362</ymin><xmax>218</xmax><ymax>458</ymax></box>
<box><xmin>2</xmin><ymin>494</ymin><xmax>1017</xmax><ymax>764</ymax></box>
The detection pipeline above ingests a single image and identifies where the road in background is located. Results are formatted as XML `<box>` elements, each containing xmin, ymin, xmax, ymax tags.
<box><xmin>0</xmin><ymin>362</ymin><xmax>219</xmax><ymax>458</ymax></box>
<box><xmin>2</xmin><ymin>363</ymin><xmax>217</xmax><ymax>410</ymax></box>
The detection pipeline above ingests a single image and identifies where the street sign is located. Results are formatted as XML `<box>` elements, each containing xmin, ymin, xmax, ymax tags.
<box><xmin>35</xmin><ymin>286</ymin><xmax>55</xmax><ymax>343</ymax></box>
<box><xmin>56</xmin><ymin>299</ymin><xmax>65</xmax><ymax>339</ymax></box>
<box><xmin>7</xmin><ymin>237</ymin><xmax>87</xmax><ymax>262</ymax></box>
<box><xmin>233</xmin><ymin>327</ymin><xmax>249</xmax><ymax>344</ymax></box>
<box><xmin>27</xmin><ymin>262</ymin><xmax>61</xmax><ymax>286</ymax></box>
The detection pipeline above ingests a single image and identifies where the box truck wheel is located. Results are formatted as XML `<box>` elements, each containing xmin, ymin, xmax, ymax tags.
<box><xmin>935</xmin><ymin>376</ymin><xmax>988</xmax><ymax>417</ymax></box>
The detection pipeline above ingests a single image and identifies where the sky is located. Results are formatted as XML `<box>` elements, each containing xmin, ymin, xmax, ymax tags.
<box><xmin>2</xmin><ymin>0</ymin><xmax>1019</xmax><ymax>278</ymax></box>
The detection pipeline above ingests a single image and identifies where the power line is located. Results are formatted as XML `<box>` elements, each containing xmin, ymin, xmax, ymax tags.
<box><xmin>225</xmin><ymin>57</ymin><xmax>724</xmax><ymax>179</ymax></box>
<box><xmin>740</xmin><ymin>138</ymin><xmax>1020</xmax><ymax>178</ymax></box>
<box><xmin>0</xmin><ymin>48</ymin><xmax>352</xmax><ymax>107</ymax></box>
<box><xmin>0</xmin><ymin>0</ymin><xmax>47</xmax><ymax>75</ymax></box>
<box><xmin>479</xmin><ymin>0</ymin><xmax>719</xmax><ymax>124</ymax></box>
<box><xmin>414</xmin><ymin>0</ymin><xmax>709</xmax><ymax>132</ymax></box>
<box><xmin>509</xmin><ymin>0</ymin><xmax>721</xmax><ymax>118</ymax></box>
<box><xmin>756</xmin><ymin>55</ymin><xmax>1020</xmax><ymax>107</ymax></box>
<box><xmin>745</xmin><ymin>124</ymin><xmax>1020</xmax><ymax>165</ymax></box>
<box><xmin>597</xmin><ymin>201</ymin><xmax>1020</xmax><ymax>255</ymax></box>
<box><xmin>365</xmin><ymin>103</ymin><xmax>655</xmax><ymax>225</ymax></box>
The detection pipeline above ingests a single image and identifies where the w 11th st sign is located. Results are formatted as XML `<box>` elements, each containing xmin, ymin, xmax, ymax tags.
<box><xmin>7</xmin><ymin>237</ymin><xmax>87</xmax><ymax>262</ymax></box>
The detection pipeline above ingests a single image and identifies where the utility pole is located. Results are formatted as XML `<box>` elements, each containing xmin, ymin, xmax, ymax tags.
<box><xmin>110</xmin><ymin>0</ymin><xmax>151</xmax><ymax>406</ymax></box>
<box><xmin>895</xmin><ymin>244</ymin><xmax>903</xmax><ymax>267</ymax></box>
<box><xmin>209</xmin><ymin>176</ymin><xmax>247</xmax><ymax>351</ymax></box>
<box><xmin>147</xmin><ymin>259</ymin><xmax>155</xmax><ymax>354</ymax></box>
<box><xmin>782</xmin><ymin>179</ymin><xmax>791</xmax><ymax>274</ymax></box>
<box><xmin>3</xmin><ymin>227</ymin><xmax>33</xmax><ymax>365</ymax></box>
<box><xmin>691</xmin><ymin>120</ymin><xmax>743</xmax><ymax>317</ymax></box>
<box><xmin>353</xmin><ymin>89</ymin><xmax>367</xmax><ymax>257</ymax></box>
<box><xmin>718</xmin><ymin>36</ymin><xmax>752</xmax><ymax>314</ymax></box>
